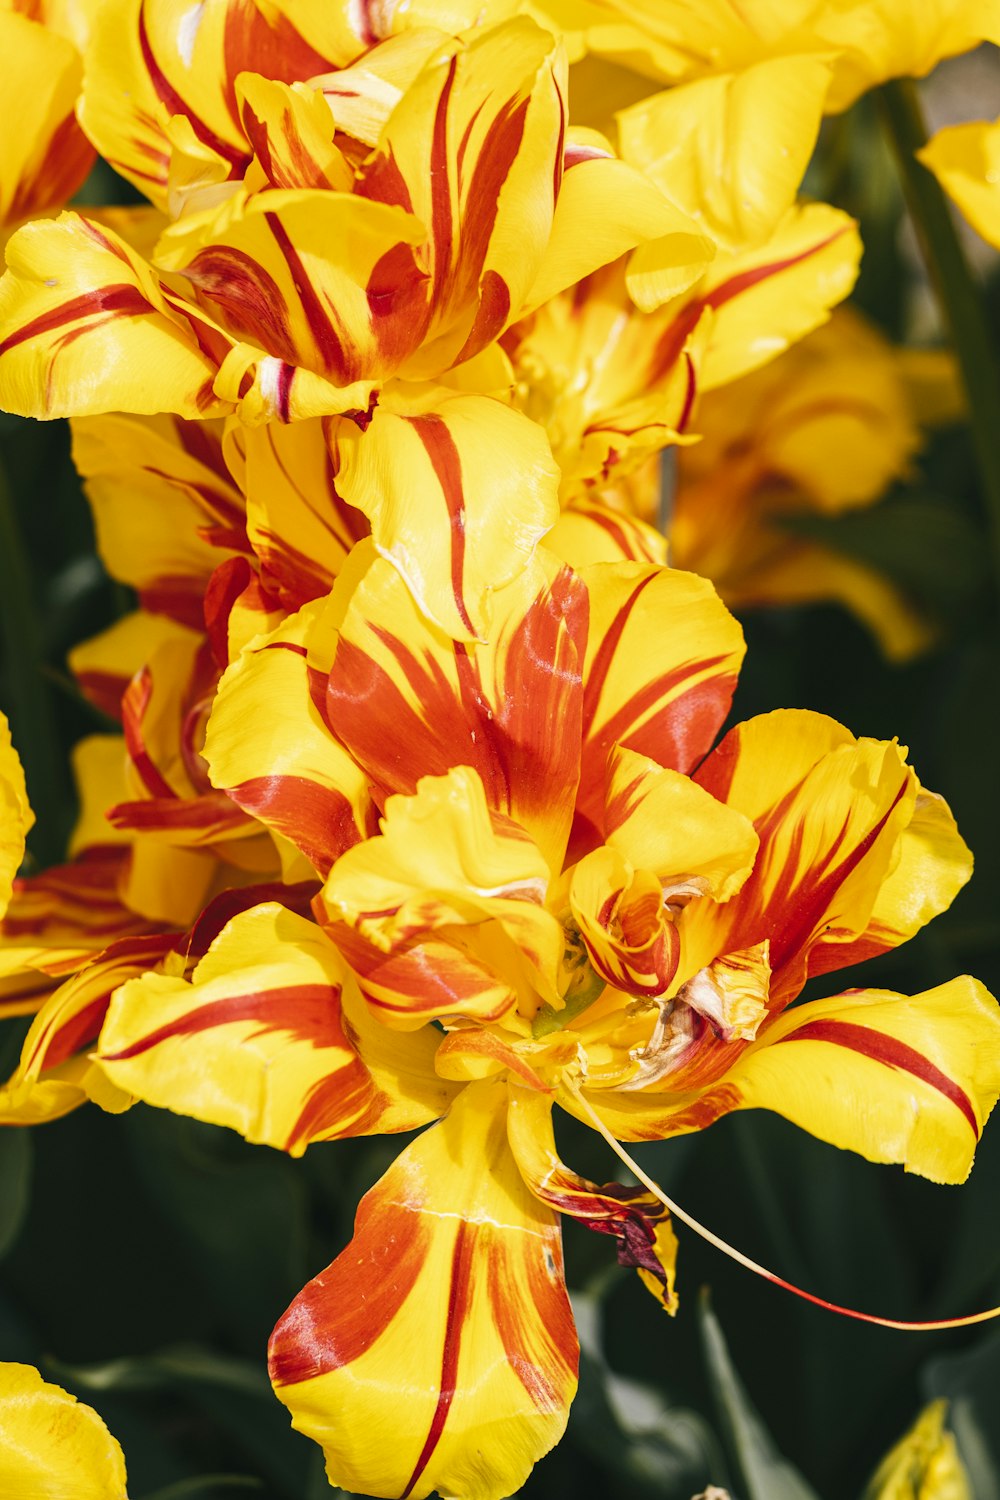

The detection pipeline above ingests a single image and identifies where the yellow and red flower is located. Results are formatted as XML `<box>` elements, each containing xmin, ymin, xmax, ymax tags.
<box><xmin>88</xmin><ymin>543</ymin><xmax>1000</xmax><ymax>1497</ymax></box>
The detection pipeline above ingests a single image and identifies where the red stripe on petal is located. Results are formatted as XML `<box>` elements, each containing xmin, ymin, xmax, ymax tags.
<box><xmin>265</xmin><ymin>211</ymin><xmax>348</xmax><ymax>377</ymax></box>
<box><xmin>761</xmin><ymin>776</ymin><xmax>909</xmax><ymax>976</ymax></box>
<box><xmin>651</xmin><ymin>229</ymin><xmax>847</xmax><ymax>382</ymax></box>
<box><xmin>122</xmin><ymin>668</ymin><xmax>177</xmax><ymax>800</ymax></box>
<box><xmin>0</xmin><ymin>285</ymin><xmax>151</xmax><ymax>356</ymax></box>
<box><xmin>782</xmin><ymin>1019</ymin><xmax>979</xmax><ymax>1137</ymax></box>
<box><xmin>229</xmin><ymin>773</ymin><xmax>369</xmax><ymax>875</ymax></box>
<box><xmin>405</xmin><ymin>413</ymin><xmax>475</xmax><ymax>635</ymax></box>
<box><xmin>100</xmin><ymin>982</ymin><xmax>344</xmax><ymax>1061</ymax></box>
<box><xmin>402</xmin><ymin>1220</ymin><xmax>475</xmax><ymax>1499</ymax></box>
<box><xmin>429</xmin><ymin>56</ymin><xmax>459</xmax><ymax>283</ymax></box>
<box><xmin>269</xmin><ymin>1188</ymin><xmax>432</xmax><ymax>1383</ymax></box>
<box><xmin>138</xmin><ymin>6</ymin><xmax>247</xmax><ymax>170</ymax></box>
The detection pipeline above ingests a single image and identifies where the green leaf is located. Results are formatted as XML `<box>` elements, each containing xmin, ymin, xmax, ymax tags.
<box><xmin>569</xmin><ymin>1290</ymin><xmax>725</xmax><ymax>1498</ymax></box>
<box><xmin>46</xmin><ymin>1347</ymin><xmax>269</xmax><ymax>1401</ymax></box>
<box><xmin>697</xmin><ymin>1292</ymin><xmax>822</xmax><ymax>1500</ymax></box>
<box><xmin>0</xmin><ymin>1129</ymin><xmax>32</xmax><ymax>1261</ymax></box>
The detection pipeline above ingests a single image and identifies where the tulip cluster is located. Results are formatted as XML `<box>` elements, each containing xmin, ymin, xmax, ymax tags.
<box><xmin>2</xmin><ymin>3</ymin><xmax>1000</xmax><ymax>1498</ymax></box>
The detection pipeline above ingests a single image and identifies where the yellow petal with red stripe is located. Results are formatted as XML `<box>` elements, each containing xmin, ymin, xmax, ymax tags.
<box><xmin>1</xmin><ymin>714</ymin><xmax>33</xmax><ymax>921</ymax></box>
<box><xmin>618</xmin><ymin>56</ymin><xmax>831</xmax><ymax>253</ymax></box>
<box><xmin>232</xmin><ymin>416</ymin><xmax>367</xmax><ymax>612</ymax></box>
<box><xmin>320</xmin><ymin>767</ymin><xmax>563</xmax><ymax>1029</ymax></box>
<box><xmin>697</xmin><ymin>203</ymin><xmax>862</xmax><ymax>387</ymax></box>
<box><xmin>630</xmin><ymin>202</ymin><xmax>860</xmax><ymax>389</ymax></box>
<box><xmin>0</xmin><ymin>1363</ymin><xmax>127</xmax><ymax>1500</ymax></box>
<box><xmin>603</xmin><ymin>743</ymin><xmax>758</xmax><ymax>900</ymax></box>
<box><xmin>687</xmin><ymin>713</ymin><xmax>917</xmax><ymax>1004</ymax></box>
<box><xmin>546</xmin><ymin>500</ymin><xmax>667</xmax><ymax>569</ymax></box>
<box><xmin>507</xmin><ymin>256</ymin><xmax>705</xmax><ymax>501</ymax></box>
<box><xmin>204</xmin><ymin>599</ymin><xmax>375</xmax><ymax>876</ymax></box>
<box><xmin>157</xmin><ymin>187</ymin><xmax>425</xmax><ymax>394</ymax></box>
<box><xmin>362</xmin><ymin>16</ymin><xmax>565</xmax><ymax>378</ymax></box>
<box><xmin>71</xmin><ymin>413</ymin><xmax>246</xmax><ymax>625</ymax></box>
<box><xmin>236</xmin><ymin>74</ymin><xmax>353</xmax><ymax>194</ymax></box>
<box><xmin>807</xmin><ymin>783</ymin><xmax>972</xmax><ymax>981</ymax></box>
<box><xmin>0</xmin><ymin>212</ymin><xmax>228</xmax><ymax>419</ymax></box>
<box><xmin>0</xmin><ymin>851</ymin><xmax>150</xmax><ymax>1005</ymax></box>
<box><xmin>98</xmin><ymin>902</ymin><xmax>450</xmax><ymax>1153</ymax></box>
<box><xmin>573</xmin><ymin>562</ymin><xmax>744</xmax><ymax>855</ymax></box>
<box><xmin>331</xmin><ymin>391</ymin><xmax>559</xmax><ymax>641</ymax></box>
<box><xmin>0</xmin><ymin>10</ymin><xmax>93</xmax><ymax>240</ymax></box>
<box><xmin>0</xmin><ymin>933</ymin><xmax>174</xmax><ymax>1125</ymax></box>
<box><xmin>570</xmin><ymin>847</ymin><xmax>678</xmax><ymax>997</ymax></box>
<box><xmin>322</xmin><ymin>543</ymin><xmax>586</xmax><ymax>867</ymax></box>
<box><xmin>584</xmin><ymin>974</ymin><xmax>1000</xmax><ymax>1179</ymax></box>
<box><xmin>269</xmin><ymin>1078</ymin><xmax>578</xmax><ymax>1500</ymax></box>
<box><xmin>508</xmin><ymin>1084</ymin><xmax>678</xmax><ymax>1310</ymax></box>
<box><xmin>79</xmin><ymin>0</ymin><xmax>332</xmax><ymax>209</ymax></box>
<box><xmin>722</xmin><ymin>978</ymin><xmax>1000</xmax><ymax>1185</ymax></box>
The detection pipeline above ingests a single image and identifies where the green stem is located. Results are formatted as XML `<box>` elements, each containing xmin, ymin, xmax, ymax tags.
<box><xmin>878</xmin><ymin>78</ymin><xmax>1000</xmax><ymax>592</ymax></box>
<box><xmin>0</xmin><ymin>441</ymin><xmax>66</xmax><ymax>866</ymax></box>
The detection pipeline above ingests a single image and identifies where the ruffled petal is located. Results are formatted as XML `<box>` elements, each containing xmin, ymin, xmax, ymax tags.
<box><xmin>331</xmin><ymin>390</ymin><xmax>559</xmax><ymax>641</ymax></box>
<box><xmin>573</xmin><ymin>562</ymin><xmax>744</xmax><ymax>853</ymax></box>
<box><xmin>269</xmin><ymin>1078</ymin><xmax>578</xmax><ymax>1500</ymax></box>
<box><xmin>323</xmin><ymin>542</ymin><xmax>586</xmax><ymax>866</ymax></box>
<box><xmin>320</xmin><ymin>766</ymin><xmax>563</xmax><ymax>1028</ymax></box>
<box><xmin>98</xmin><ymin>902</ymin><xmax>450</xmax><ymax>1152</ymax></box>
<box><xmin>0</xmin><ymin>212</ymin><xmax>228</xmax><ymax>419</ymax></box>
<box><xmin>508</xmin><ymin>1085</ymin><xmax>678</xmax><ymax>1309</ymax></box>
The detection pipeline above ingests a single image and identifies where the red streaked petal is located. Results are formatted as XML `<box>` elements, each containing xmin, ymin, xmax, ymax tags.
<box><xmin>269</xmin><ymin>1079</ymin><xmax>578</xmax><ymax>1500</ymax></box>
<box><xmin>508</xmin><ymin>1084</ymin><xmax>678</xmax><ymax>1310</ymax></box>
<box><xmin>98</xmin><ymin>902</ymin><xmax>451</xmax><ymax>1153</ymax></box>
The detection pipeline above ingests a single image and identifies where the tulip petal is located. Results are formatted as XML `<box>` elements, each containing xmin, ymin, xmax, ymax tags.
<box><xmin>79</xmin><ymin>0</ymin><xmax>331</xmax><ymax>208</ymax></box>
<box><xmin>631</xmin><ymin>203</ymin><xmax>860</xmax><ymax>385</ymax></box>
<box><xmin>617</xmin><ymin>56</ymin><xmax>831</xmax><ymax>253</ymax></box>
<box><xmin>0</xmin><ymin>1363</ymin><xmax>127</xmax><ymax>1500</ymax></box>
<box><xmin>603</xmin><ymin>743</ymin><xmax>758</xmax><ymax>900</ymax></box>
<box><xmin>71</xmin><ymin>413</ymin><xmax>246</xmax><ymax>625</ymax></box>
<box><xmin>0</xmin><ymin>933</ymin><xmax>174</xmax><ymax>1125</ymax></box>
<box><xmin>360</xmin><ymin>16</ymin><xmax>566</xmax><ymax>375</ymax></box>
<box><xmin>584</xmin><ymin>976</ymin><xmax>1000</xmax><ymax>1182</ymax></box>
<box><xmin>574</xmin><ymin>562</ymin><xmax>744</xmax><ymax>853</ymax></box>
<box><xmin>99</xmin><ymin>902</ymin><xmax>450</xmax><ymax>1152</ymax></box>
<box><xmin>158</xmin><ymin>187</ymin><xmax>425</xmax><ymax>392</ymax></box>
<box><xmin>0</xmin><ymin>11</ymin><xmax>93</xmax><ymax>238</ymax></box>
<box><xmin>204</xmin><ymin>598</ymin><xmax>376</xmax><ymax>876</ymax></box>
<box><xmin>331</xmin><ymin>391</ymin><xmax>560</xmax><ymax>641</ymax></box>
<box><xmin>724</xmin><ymin>978</ymin><xmax>1000</xmax><ymax>1184</ymax></box>
<box><xmin>0</xmin><ymin>715</ymin><xmax>33</xmax><ymax>922</ymax></box>
<box><xmin>269</xmin><ymin>1078</ymin><xmax>578</xmax><ymax>1500</ymax></box>
<box><xmin>522</xmin><ymin>144</ymin><xmax>714</xmax><ymax>313</ymax></box>
<box><xmin>687</xmin><ymin>713</ymin><xmax>917</xmax><ymax>1002</ymax></box>
<box><xmin>508</xmin><ymin>1084</ymin><xmax>678</xmax><ymax>1309</ymax></box>
<box><xmin>919</xmin><ymin>117</ymin><xmax>1000</xmax><ymax>252</ymax></box>
<box><xmin>0</xmin><ymin>212</ymin><xmax>229</xmax><ymax>419</ymax></box>
<box><xmin>232</xmin><ymin>416</ymin><xmax>368</xmax><ymax>611</ymax></box>
<box><xmin>323</xmin><ymin>542</ymin><xmax>586</xmax><ymax>866</ymax></box>
<box><xmin>321</xmin><ymin>766</ymin><xmax>564</xmax><ymax>1028</ymax></box>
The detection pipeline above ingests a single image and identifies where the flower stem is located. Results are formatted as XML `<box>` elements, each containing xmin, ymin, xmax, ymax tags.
<box><xmin>0</xmin><ymin>441</ymin><xmax>67</xmax><ymax>866</ymax></box>
<box><xmin>878</xmin><ymin>77</ymin><xmax>1000</xmax><ymax>590</ymax></box>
